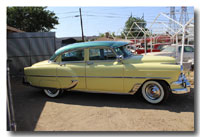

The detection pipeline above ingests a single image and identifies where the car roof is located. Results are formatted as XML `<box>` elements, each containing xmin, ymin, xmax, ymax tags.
<box><xmin>50</xmin><ymin>41</ymin><xmax>129</xmax><ymax>60</ymax></box>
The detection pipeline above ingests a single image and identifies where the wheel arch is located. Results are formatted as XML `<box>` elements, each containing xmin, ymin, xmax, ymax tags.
<box><xmin>137</xmin><ymin>79</ymin><xmax>171</xmax><ymax>93</ymax></box>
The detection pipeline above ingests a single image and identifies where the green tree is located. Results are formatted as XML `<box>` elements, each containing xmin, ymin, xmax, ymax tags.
<box><xmin>122</xmin><ymin>15</ymin><xmax>148</xmax><ymax>38</ymax></box>
<box><xmin>7</xmin><ymin>7</ymin><xmax>59</xmax><ymax>32</ymax></box>
<box><xmin>99</xmin><ymin>33</ymin><xmax>105</xmax><ymax>37</ymax></box>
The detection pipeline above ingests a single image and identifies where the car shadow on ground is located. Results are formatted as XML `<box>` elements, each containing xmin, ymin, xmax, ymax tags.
<box><xmin>10</xmin><ymin>78</ymin><xmax>194</xmax><ymax>131</ymax></box>
<box><xmin>52</xmin><ymin>89</ymin><xmax>194</xmax><ymax>113</ymax></box>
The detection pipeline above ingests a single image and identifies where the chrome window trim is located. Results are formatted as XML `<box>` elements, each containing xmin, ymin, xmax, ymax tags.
<box><xmin>87</xmin><ymin>60</ymin><xmax>117</xmax><ymax>63</ymax></box>
<box><xmin>88</xmin><ymin>47</ymin><xmax>118</xmax><ymax>61</ymax></box>
<box><xmin>60</xmin><ymin>49</ymin><xmax>85</xmax><ymax>62</ymax></box>
<box><xmin>51</xmin><ymin>48</ymin><xmax>86</xmax><ymax>62</ymax></box>
<box><xmin>60</xmin><ymin>61</ymin><xmax>86</xmax><ymax>64</ymax></box>
<box><xmin>51</xmin><ymin>45</ymin><xmax>130</xmax><ymax>62</ymax></box>
<box><xmin>111</xmin><ymin>44</ymin><xmax>134</xmax><ymax>60</ymax></box>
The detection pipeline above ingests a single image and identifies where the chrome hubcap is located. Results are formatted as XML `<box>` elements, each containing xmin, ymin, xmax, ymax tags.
<box><xmin>145</xmin><ymin>84</ymin><xmax>161</xmax><ymax>100</ymax></box>
<box><xmin>47</xmin><ymin>89</ymin><xmax>58</xmax><ymax>95</ymax></box>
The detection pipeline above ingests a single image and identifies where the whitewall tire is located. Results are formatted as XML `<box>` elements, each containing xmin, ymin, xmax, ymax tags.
<box><xmin>44</xmin><ymin>89</ymin><xmax>62</xmax><ymax>98</ymax></box>
<box><xmin>141</xmin><ymin>81</ymin><xmax>169</xmax><ymax>104</ymax></box>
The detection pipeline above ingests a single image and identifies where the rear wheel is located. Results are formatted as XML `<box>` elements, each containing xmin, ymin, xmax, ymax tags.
<box><xmin>141</xmin><ymin>81</ymin><xmax>169</xmax><ymax>104</ymax></box>
<box><xmin>43</xmin><ymin>89</ymin><xmax>63</xmax><ymax>98</ymax></box>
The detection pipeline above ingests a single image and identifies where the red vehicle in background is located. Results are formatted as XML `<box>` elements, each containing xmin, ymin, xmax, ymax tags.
<box><xmin>129</xmin><ymin>35</ymin><xmax>172</xmax><ymax>54</ymax></box>
<box><xmin>134</xmin><ymin>43</ymin><xmax>169</xmax><ymax>54</ymax></box>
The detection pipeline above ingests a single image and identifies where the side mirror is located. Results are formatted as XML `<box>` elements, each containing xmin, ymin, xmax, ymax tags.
<box><xmin>117</xmin><ymin>55</ymin><xmax>124</xmax><ymax>62</ymax></box>
<box><xmin>60</xmin><ymin>62</ymin><xmax>65</xmax><ymax>66</ymax></box>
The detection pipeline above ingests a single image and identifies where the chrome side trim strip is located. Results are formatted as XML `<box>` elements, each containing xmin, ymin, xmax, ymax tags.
<box><xmin>124</xmin><ymin>76</ymin><xmax>170</xmax><ymax>79</ymax></box>
<box><xmin>68</xmin><ymin>80</ymin><xmax>78</xmax><ymax>89</ymax></box>
<box><xmin>26</xmin><ymin>75</ymin><xmax>171</xmax><ymax>79</ymax></box>
<box><xmin>129</xmin><ymin>83</ymin><xmax>142</xmax><ymax>95</ymax></box>
<box><xmin>26</xmin><ymin>75</ymin><xmax>57</xmax><ymax>77</ymax></box>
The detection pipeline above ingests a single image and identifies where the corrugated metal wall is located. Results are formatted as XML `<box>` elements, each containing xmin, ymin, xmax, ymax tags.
<box><xmin>7</xmin><ymin>32</ymin><xmax>56</xmax><ymax>75</ymax></box>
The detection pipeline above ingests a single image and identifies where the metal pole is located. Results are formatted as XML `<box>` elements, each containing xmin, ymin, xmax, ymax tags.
<box><xmin>175</xmin><ymin>34</ymin><xmax>178</xmax><ymax>61</ymax></box>
<box><xmin>172</xmin><ymin>36</ymin><xmax>174</xmax><ymax>44</ymax></box>
<box><xmin>160</xmin><ymin>12</ymin><xmax>183</xmax><ymax>28</ymax></box>
<box><xmin>144</xmin><ymin>34</ymin><xmax>146</xmax><ymax>54</ymax></box>
<box><xmin>149</xmin><ymin>13</ymin><xmax>161</xmax><ymax>30</ymax></box>
<box><xmin>161</xmin><ymin>22</ymin><xmax>176</xmax><ymax>33</ymax></box>
<box><xmin>127</xmin><ymin>22</ymin><xmax>135</xmax><ymax>38</ymax></box>
<box><xmin>134</xmin><ymin>22</ymin><xmax>150</xmax><ymax>35</ymax></box>
<box><xmin>79</xmin><ymin>8</ymin><xmax>84</xmax><ymax>42</ymax></box>
<box><xmin>7</xmin><ymin>60</ymin><xmax>17</xmax><ymax>131</ymax></box>
<box><xmin>150</xmin><ymin>36</ymin><xmax>153</xmax><ymax>52</ymax></box>
<box><xmin>176</xmin><ymin>34</ymin><xmax>178</xmax><ymax>45</ymax></box>
<box><xmin>180</xmin><ymin>27</ymin><xmax>185</xmax><ymax>66</ymax></box>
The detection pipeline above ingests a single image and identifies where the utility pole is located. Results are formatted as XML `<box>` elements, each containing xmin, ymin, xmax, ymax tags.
<box><xmin>79</xmin><ymin>8</ymin><xmax>84</xmax><ymax>42</ymax></box>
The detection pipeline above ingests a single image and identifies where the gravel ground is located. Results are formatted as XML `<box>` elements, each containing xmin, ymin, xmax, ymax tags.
<box><xmin>10</xmin><ymin>77</ymin><xmax>194</xmax><ymax>131</ymax></box>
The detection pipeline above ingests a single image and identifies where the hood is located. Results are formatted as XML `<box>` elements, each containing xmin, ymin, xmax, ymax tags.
<box><xmin>124</xmin><ymin>55</ymin><xmax>176</xmax><ymax>64</ymax></box>
<box><xmin>32</xmin><ymin>60</ymin><xmax>49</xmax><ymax>66</ymax></box>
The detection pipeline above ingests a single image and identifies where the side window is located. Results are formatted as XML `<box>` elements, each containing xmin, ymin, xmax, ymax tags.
<box><xmin>61</xmin><ymin>49</ymin><xmax>84</xmax><ymax>61</ymax></box>
<box><xmin>178</xmin><ymin>46</ymin><xmax>194</xmax><ymax>53</ymax></box>
<box><xmin>89</xmin><ymin>48</ymin><xmax>116</xmax><ymax>60</ymax></box>
<box><xmin>184</xmin><ymin>46</ymin><xmax>194</xmax><ymax>52</ymax></box>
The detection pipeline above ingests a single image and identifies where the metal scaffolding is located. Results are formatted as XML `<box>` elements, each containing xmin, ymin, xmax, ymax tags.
<box><xmin>117</xmin><ymin>10</ymin><xmax>193</xmax><ymax>67</ymax></box>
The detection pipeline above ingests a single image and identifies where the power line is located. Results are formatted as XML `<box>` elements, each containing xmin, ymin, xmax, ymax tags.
<box><xmin>59</xmin><ymin>14</ymin><xmax>174</xmax><ymax>21</ymax></box>
<box><xmin>83</xmin><ymin>14</ymin><xmax>129</xmax><ymax>18</ymax></box>
<box><xmin>59</xmin><ymin>15</ymin><xmax>78</xmax><ymax>19</ymax></box>
<box><xmin>82</xmin><ymin>11</ymin><xmax>134</xmax><ymax>17</ymax></box>
<box><xmin>59</xmin><ymin>14</ymin><xmax>157</xmax><ymax>19</ymax></box>
<box><xmin>56</xmin><ymin>11</ymin><xmax>79</xmax><ymax>15</ymax></box>
<box><xmin>59</xmin><ymin>14</ymin><xmax>130</xmax><ymax>19</ymax></box>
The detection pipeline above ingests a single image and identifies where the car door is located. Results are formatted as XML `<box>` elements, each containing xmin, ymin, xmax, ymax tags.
<box><xmin>56</xmin><ymin>49</ymin><xmax>86</xmax><ymax>90</ymax></box>
<box><xmin>86</xmin><ymin>47</ymin><xmax>124</xmax><ymax>92</ymax></box>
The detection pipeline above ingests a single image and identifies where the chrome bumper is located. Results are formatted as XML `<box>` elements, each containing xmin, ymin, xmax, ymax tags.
<box><xmin>171</xmin><ymin>73</ymin><xmax>191</xmax><ymax>94</ymax></box>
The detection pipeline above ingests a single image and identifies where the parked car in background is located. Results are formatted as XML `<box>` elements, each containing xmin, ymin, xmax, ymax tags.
<box><xmin>24</xmin><ymin>41</ymin><xmax>190</xmax><ymax>104</ymax></box>
<box><xmin>134</xmin><ymin>43</ymin><xmax>169</xmax><ymax>54</ymax></box>
<box><xmin>153</xmin><ymin>43</ymin><xmax>170</xmax><ymax>51</ymax></box>
<box><xmin>145</xmin><ymin>44</ymin><xmax>194</xmax><ymax>69</ymax></box>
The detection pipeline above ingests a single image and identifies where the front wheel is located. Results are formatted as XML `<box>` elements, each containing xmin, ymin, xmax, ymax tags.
<box><xmin>141</xmin><ymin>81</ymin><xmax>169</xmax><ymax>104</ymax></box>
<box><xmin>43</xmin><ymin>89</ymin><xmax>63</xmax><ymax>98</ymax></box>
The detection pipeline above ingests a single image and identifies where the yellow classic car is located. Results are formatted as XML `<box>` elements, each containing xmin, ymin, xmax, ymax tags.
<box><xmin>24</xmin><ymin>41</ymin><xmax>190</xmax><ymax>104</ymax></box>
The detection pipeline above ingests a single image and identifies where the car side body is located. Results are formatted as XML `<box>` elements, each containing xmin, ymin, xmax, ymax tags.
<box><xmin>24</xmin><ymin>41</ymin><xmax>190</xmax><ymax>104</ymax></box>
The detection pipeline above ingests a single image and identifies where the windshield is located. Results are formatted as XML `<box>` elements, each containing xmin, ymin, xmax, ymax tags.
<box><xmin>162</xmin><ymin>46</ymin><xmax>176</xmax><ymax>52</ymax></box>
<box><xmin>113</xmin><ymin>45</ymin><xmax>133</xmax><ymax>58</ymax></box>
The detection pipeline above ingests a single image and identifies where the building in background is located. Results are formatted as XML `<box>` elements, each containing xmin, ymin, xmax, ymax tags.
<box><xmin>7</xmin><ymin>26</ymin><xmax>24</xmax><ymax>33</ymax></box>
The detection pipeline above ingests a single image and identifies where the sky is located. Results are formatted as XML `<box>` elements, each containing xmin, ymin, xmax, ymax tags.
<box><xmin>48</xmin><ymin>7</ymin><xmax>194</xmax><ymax>38</ymax></box>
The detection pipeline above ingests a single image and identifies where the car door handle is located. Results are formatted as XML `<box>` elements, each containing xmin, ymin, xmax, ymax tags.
<box><xmin>87</xmin><ymin>61</ymin><xmax>94</xmax><ymax>65</ymax></box>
